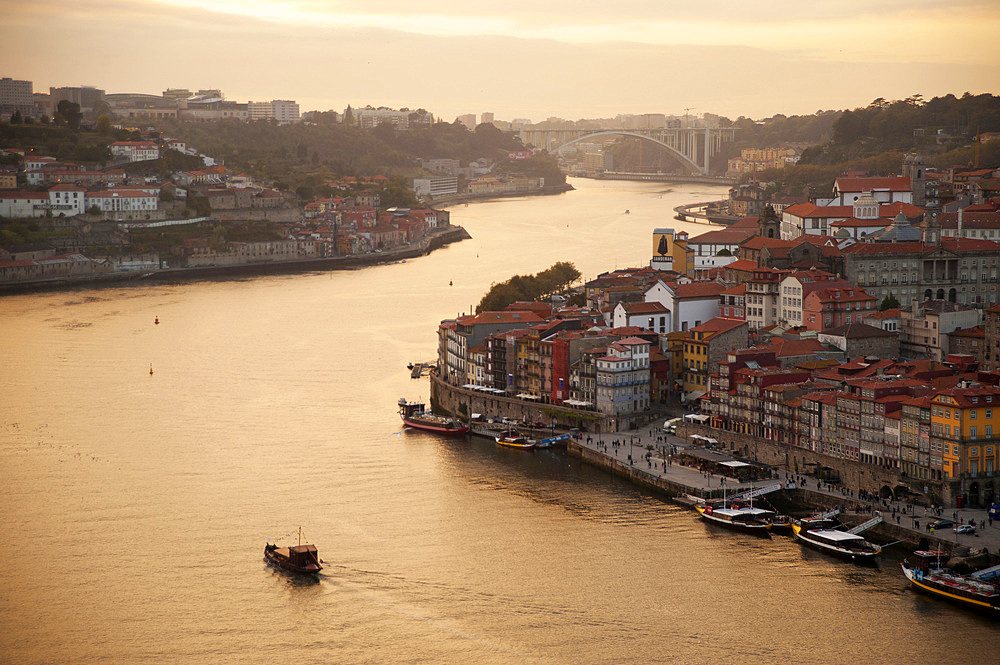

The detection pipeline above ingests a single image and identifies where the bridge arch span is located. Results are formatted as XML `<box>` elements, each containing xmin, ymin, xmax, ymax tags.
<box><xmin>552</xmin><ymin>130</ymin><xmax>703</xmax><ymax>175</ymax></box>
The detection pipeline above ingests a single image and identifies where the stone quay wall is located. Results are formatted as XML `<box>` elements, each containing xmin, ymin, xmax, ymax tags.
<box><xmin>429</xmin><ymin>372</ymin><xmax>667</xmax><ymax>433</ymax></box>
<box><xmin>679</xmin><ymin>420</ymin><xmax>927</xmax><ymax>502</ymax></box>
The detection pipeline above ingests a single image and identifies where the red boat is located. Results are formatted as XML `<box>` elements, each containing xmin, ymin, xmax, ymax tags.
<box><xmin>398</xmin><ymin>398</ymin><xmax>469</xmax><ymax>434</ymax></box>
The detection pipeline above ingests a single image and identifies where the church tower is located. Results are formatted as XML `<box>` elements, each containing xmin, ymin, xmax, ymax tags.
<box><xmin>903</xmin><ymin>153</ymin><xmax>926</xmax><ymax>208</ymax></box>
<box><xmin>757</xmin><ymin>204</ymin><xmax>780</xmax><ymax>239</ymax></box>
<box><xmin>921</xmin><ymin>212</ymin><xmax>941</xmax><ymax>247</ymax></box>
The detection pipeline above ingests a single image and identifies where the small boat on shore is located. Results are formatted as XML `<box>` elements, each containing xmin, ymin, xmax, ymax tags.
<box><xmin>264</xmin><ymin>527</ymin><xmax>323</xmax><ymax>576</ymax></box>
<box><xmin>900</xmin><ymin>550</ymin><xmax>1000</xmax><ymax>614</ymax></box>
<box><xmin>398</xmin><ymin>398</ymin><xmax>469</xmax><ymax>434</ymax></box>
<box><xmin>695</xmin><ymin>503</ymin><xmax>772</xmax><ymax>534</ymax></box>
<box><xmin>791</xmin><ymin>524</ymin><xmax>881</xmax><ymax>562</ymax></box>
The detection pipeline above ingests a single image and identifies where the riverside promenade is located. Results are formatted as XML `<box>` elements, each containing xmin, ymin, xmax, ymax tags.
<box><xmin>571</xmin><ymin>420</ymin><xmax>1000</xmax><ymax>552</ymax></box>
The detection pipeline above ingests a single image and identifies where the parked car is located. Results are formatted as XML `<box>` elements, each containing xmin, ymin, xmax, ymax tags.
<box><xmin>954</xmin><ymin>524</ymin><xmax>976</xmax><ymax>534</ymax></box>
<box><xmin>929</xmin><ymin>519</ymin><xmax>954</xmax><ymax>530</ymax></box>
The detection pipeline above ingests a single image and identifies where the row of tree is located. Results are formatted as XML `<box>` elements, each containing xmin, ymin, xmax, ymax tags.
<box><xmin>476</xmin><ymin>262</ymin><xmax>581</xmax><ymax>313</ymax></box>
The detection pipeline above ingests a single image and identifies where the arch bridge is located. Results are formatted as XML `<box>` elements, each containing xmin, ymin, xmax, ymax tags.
<box><xmin>519</xmin><ymin>126</ymin><xmax>736</xmax><ymax>176</ymax></box>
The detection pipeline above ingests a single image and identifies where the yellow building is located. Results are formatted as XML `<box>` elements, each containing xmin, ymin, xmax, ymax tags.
<box><xmin>931</xmin><ymin>385</ymin><xmax>1000</xmax><ymax>480</ymax></box>
<box><xmin>681</xmin><ymin>318</ymin><xmax>747</xmax><ymax>400</ymax></box>
<box><xmin>651</xmin><ymin>228</ymin><xmax>692</xmax><ymax>275</ymax></box>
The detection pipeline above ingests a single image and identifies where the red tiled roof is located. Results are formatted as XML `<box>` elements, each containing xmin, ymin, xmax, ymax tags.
<box><xmin>725</xmin><ymin>259</ymin><xmax>759</xmax><ymax>271</ymax></box>
<box><xmin>674</xmin><ymin>282</ymin><xmax>727</xmax><ymax>299</ymax></box>
<box><xmin>689</xmin><ymin>317</ymin><xmax>746</xmax><ymax>335</ymax></box>
<box><xmin>688</xmin><ymin>227</ymin><xmax>756</xmax><ymax>244</ymax></box>
<box><xmin>623</xmin><ymin>301</ymin><xmax>669</xmax><ymax>314</ymax></box>
<box><xmin>834</xmin><ymin>176</ymin><xmax>912</xmax><ymax>192</ymax></box>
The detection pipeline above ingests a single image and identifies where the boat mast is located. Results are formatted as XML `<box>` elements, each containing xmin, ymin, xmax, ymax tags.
<box><xmin>298</xmin><ymin>526</ymin><xmax>302</xmax><ymax>546</ymax></box>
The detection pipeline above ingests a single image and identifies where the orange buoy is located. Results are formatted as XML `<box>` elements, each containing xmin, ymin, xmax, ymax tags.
<box><xmin>149</xmin><ymin>364</ymin><xmax>154</xmax><ymax>375</ymax></box>
<box><xmin>154</xmin><ymin>316</ymin><xmax>159</xmax><ymax>325</ymax></box>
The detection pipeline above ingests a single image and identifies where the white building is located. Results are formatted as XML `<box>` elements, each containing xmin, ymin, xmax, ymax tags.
<box><xmin>643</xmin><ymin>279</ymin><xmax>725</xmax><ymax>333</ymax></box>
<box><xmin>612</xmin><ymin>301</ymin><xmax>671</xmax><ymax>333</ymax></box>
<box><xmin>412</xmin><ymin>176</ymin><xmax>458</xmax><ymax>198</ymax></box>
<box><xmin>0</xmin><ymin>185</ymin><xmax>86</xmax><ymax>217</ymax></box>
<box><xmin>825</xmin><ymin>176</ymin><xmax>913</xmax><ymax>206</ymax></box>
<box><xmin>110</xmin><ymin>141</ymin><xmax>160</xmax><ymax>162</ymax></box>
<box><xmin>595</xmin><ymin>337</ymin><xmax>651</xmax><ymax>421</ymax></box>
<box><xmin>86</xmin><ymin>189</ymin><xmax>159</xmax><ymax>214</ymax></box>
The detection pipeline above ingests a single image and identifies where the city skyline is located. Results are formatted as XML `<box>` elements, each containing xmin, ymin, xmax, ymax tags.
<box><xmin>3</xmin><ymin>0</ymin><xmax>999</xmax><ymax>121</ymax></box>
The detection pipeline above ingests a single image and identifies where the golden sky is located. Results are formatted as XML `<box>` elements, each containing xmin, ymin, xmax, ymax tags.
<box><xmin>3</xmin><ymin>0</ymin><xmax>999</xmax><ymax>121</ymax></box>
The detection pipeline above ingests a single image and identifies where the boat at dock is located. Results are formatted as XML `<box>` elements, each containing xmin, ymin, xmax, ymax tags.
<box><xmin>398</xmin><ymin>398</ymin><xmax>469</xmax><ymax>434</ymax></box>
<box><xmin>264</xmin><ymin>527</ymin><xmax>323</xmax><ymax>576</ymax></box>
<box><xmin>900</xmin><ymin>551</ymin><xmax>1000</xmax><ymax>614</ymax></box>
<box><xmin>694</xmin><ymin>503</ymin><xmax>772</xmax><ymax>534</ymax></box>
<box><xmin>791</xmin><ymin>523</ymin><xmax>881</xmax><ymax>562</ymax></box>
<box><xmin>495</xmin><ymin>428</ymin><xmax>536</xmax><ymax>450</ymax></box>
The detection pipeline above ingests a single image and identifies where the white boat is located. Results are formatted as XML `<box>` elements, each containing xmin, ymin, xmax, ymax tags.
<box><xmin>791</xmin><ymin>524</ymin><xmax>881</xmax><ymax>562</ymax></box>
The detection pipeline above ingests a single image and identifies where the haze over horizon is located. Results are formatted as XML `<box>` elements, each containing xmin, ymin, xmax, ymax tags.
<box><xmin>3</xmin><ymin>0</ymin><xmax>999</xmax><ymax>122</ymax></box>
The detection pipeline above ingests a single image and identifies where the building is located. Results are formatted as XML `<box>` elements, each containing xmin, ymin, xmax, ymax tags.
<box><xmin>817</xmin><ymin>322</ymin><xmax>899</xmax><ymax>359</ymax></box>
<box><xmin>932</xmin><ymin>384</ymin><xmax>1000</xmax><ymax>498</ymax></box>
<box><xmin>984</xmin><ymin>305</ymin><xmax>1000</xmax><ymax>372</ymax></box>
<box><xmin>777</xmin><ymin>269</ymin><xmax>847</xmax><ymax>328</ymax></box>
<box><xmin>0</xmin><ymin>185</ymin><xmax>86</xmax><ymax>218</ymax></box>
<box><xmin>247</xmin><ymin>100</ymin><xmax>299</xmax><ymax>124</ymax></box>
<box><xmin>49</xmin><ymin>86</ymin><xmax>105</xmax><ymax>113</ymax></box>
<box><xmin>455</xmin><ymin>114</ymin><xmax>477</xmax><ymax>130</ymax></box>
<box><xmin>827</xmin><ymin>176</ymin><xmax>913</xmax><ymax>206</ymax></box>
<box><xmin>412</xmin><ymin>176</ymin><xmax>459</xmax><ymax>198</ymax></box>
<box><xmin>745</xmin><ymin>267</ymin><xmax>786</xmax><ymax>331</ymax></box>
<box><xmin>802</xmin><ymin>286</ymin><xmax>877</xmax><ymax>332</ymax></box>
<box><xmin>781</xmin><ymin>196</ymin><xmax>923</xmax><ymax>240</ymax></box>
<box><xmin>650</xmin><ymin>228</ymin><xmax>691</xmax><ymax>274</ymax></box>
<box><xmin>110</xmin><ymin>141</ymin><xmax>160</xmax><ymax>162</ymax></box>
<box><xmin>899</xmin><ymin>300</ymin><xmax>981</xmax><ymax>361</ymax></box>
<box><xmin>842</xmin><ymin>220</ymin><xmax>1000</xmax><ymax>308</ymax></box>
<box><xmin>686</xmin><ymin>227</ymin><xmax>755</xmax><ymax>272</ymax></box>
<box><xmin>612</xmin><ymin>301</ymin><xmax>670</xmax><ymax>333</ymax></box>
<box><xmin>595</xmin><ymin>337</ymin><xmax>651</xmax><ymax>427</ymax></box>
<box><xmin>0</xmin><ymin>77</ymin><xmax>33</xmax><ymax>117</ymax></box>
<box><xmin>682</xmin><ymin>318</ymin><xmax>748</xmax><ymax>401</ymax></box>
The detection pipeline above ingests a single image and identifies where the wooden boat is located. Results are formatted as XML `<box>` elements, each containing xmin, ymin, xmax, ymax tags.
<box><xmin>495</xmin><ymin>428</ymin><xmax>536</xmax><ymax>450</ymax></box>
<box><xmin>791</xmin><ymin>523</ymin><xmax>881</xmax><ymax>562</ymax></box>
<box><xmin>900</xmin><ymin>550</ymin><xmax>1000</xmax><ymax>614</ymax></box>
<box><xmin>398</xmin><ymin>398</ymin><xmax>469</xmax><ymax>434</ymax></box>
<box><xmin>264</xmin><ymin>527</ymin><xmax>322</xmax><ymax>576</ymax></box>
<box><xmin>695</xmin><ymin>503</ymin><xmax>772</xmax><ymax>534</ymax></box>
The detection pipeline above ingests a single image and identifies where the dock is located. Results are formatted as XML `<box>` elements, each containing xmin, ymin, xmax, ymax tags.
<box><xmin>408</xmin><ymin>362</ymin><xmax>434</xmax><ymax>378</ymax></box>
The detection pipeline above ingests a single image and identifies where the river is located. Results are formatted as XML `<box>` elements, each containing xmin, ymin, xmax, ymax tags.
<box><xmin>1</xmin><ymin>178</ymin><xmax>996</xmax><ymax>664</ymax></box>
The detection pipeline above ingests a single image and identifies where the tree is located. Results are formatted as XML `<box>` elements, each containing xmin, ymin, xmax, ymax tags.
<box><xmin>86</xmin><ymin>205</ymin><xmax>102</xmax><ymax>215</ymax></box>
<box><xmin>343</xmin><ymin>105</ymin><xmax>353</xmax><ymax>125</ymax></box>
<box><xmin>10</xmin><ymin>110</ymin><xmax>23</xmax><ymax>124</ymax></box>
<box><xmin>880</xmin><ymin>294</ymin><xmax>900</xmax><ymax>311</ymax></box>
<box><xmin>56</xmin><ymin>100</ymin><xmax>83</xmax><ymax>130</ymax></box>
<box><xmin>96</xmin><ymin>114</ymin><xmax>112</xmax><ymax>136</ymax></box>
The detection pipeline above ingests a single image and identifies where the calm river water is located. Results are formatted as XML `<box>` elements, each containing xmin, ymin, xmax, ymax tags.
<box><xmin>1</xmin><ymin>178</ymin><xmax>996</xmax><ymax>664</ymax></box>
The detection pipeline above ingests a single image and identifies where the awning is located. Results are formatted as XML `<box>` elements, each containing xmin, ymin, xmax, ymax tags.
<box><xmin>721</xmin><ymin>461</ymin><xmax>751</xmax><ymax>468</ymax></box>
<box><xmin>684</xmin><ymin>414</ymin><xmax>709</xmax><ymax>423</ymax></box>
<box><xmin>686</xmin><ymin>391</ymin><xmax>706</xmax><ymax>401</ymax></box>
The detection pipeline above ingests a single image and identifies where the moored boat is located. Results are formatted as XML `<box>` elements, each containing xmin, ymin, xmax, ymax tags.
<box><xmin>398</xmin><ymin>398</ymin><xmax>469</xmax><ymax>434</ymax></box>
<box><xmin>264</xmin><ymin>527</ymin><xmax>323</xmax><ymax>576</ymax></box>
<box><xmin>495</xmin><ymin>429</ymin><xmax>536</xmax><ymax>450</ymax></box>
<box><xmin>695</xmin><ymin>503</ymin><xmax>772</xmax><ymax>534</ymax></box>
<box><xmin>791</xmin><ymin>524</ymin><xmax>881</xmax><ymax>562</ymax></box>
<box><xmin>900</xmin><ymin>550</ymin><xmax>1000</xmax><ymax>614</ymax></box>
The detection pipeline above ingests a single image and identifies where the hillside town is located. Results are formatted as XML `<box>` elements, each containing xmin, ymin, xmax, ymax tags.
<box><xmin>433</xmin><ymin>157</ymin><xmax>1000</xmax><ymax>509</ymax></box>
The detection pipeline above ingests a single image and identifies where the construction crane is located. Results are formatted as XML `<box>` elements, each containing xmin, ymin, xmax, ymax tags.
<box><xmin>683</xmin><ymin>107</ymin><xmax>695</xmax><ymax>127</ymax></box>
